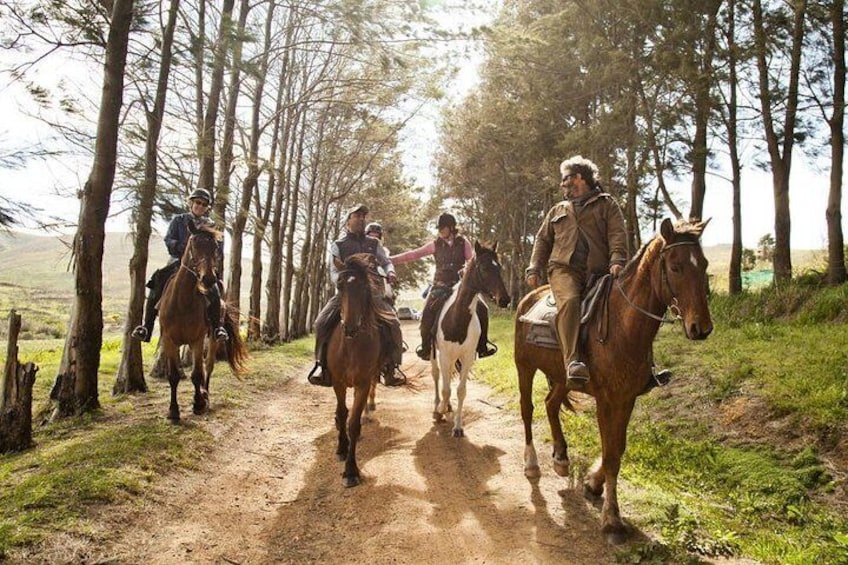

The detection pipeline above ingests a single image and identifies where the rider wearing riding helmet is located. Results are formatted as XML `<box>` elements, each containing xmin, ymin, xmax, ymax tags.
<box><xmin>391</xmin><ymin>212</ymin><xmax>498</xmax><ymax>362</ymax></box>
<box><xmin>131</xmin><ymin>188</ymin><xmax>228</xmax><ymax>343</ymax></box>
<box><xmin>307</xmin><ymin>204</ymin><xmax>405</xmax><ymax>387</ymax></box>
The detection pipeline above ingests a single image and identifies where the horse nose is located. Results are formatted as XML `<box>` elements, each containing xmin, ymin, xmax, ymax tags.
<box><xmin>688</xmin><ymin>320</ymin><xmax>713</xmax><ymax>340</ymax></box>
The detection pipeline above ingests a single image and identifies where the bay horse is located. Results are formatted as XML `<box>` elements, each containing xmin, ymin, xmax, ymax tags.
<box><xmin>432</xmin><ymin>241</ymin><xmax>510</xmax><ymax>437</ymax></box>
<box><xmin>157</xmin><ymin>223</ymin><xmax>247</xmax><ymax>422</ymax></box>
<box><xmin>328</xmin><ymin>253</ymin><xmax>386</xmax><ymax>487</ymax></box>
<box><xmin>515</xmin><ymin>218</ymin><xmax>712</xmax><ymax>544</ymax></box>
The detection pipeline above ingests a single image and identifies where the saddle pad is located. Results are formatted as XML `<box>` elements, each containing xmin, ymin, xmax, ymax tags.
<box><xmin>518</xmin><ymin>291</ymin><xmax>560</xmax><ymax>349</ymax></box>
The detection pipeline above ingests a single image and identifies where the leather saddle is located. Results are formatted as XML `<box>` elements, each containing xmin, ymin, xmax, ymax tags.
<box><xmin>518</xmin><ymin>275</ymin><xmax>613</xmax><ymax>350</ymax></box>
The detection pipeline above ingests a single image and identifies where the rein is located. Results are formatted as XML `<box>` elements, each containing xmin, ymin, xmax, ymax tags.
<box><xmin>615</xmin><ymin>240</ymin><xmax>699</xmax><ymax>324</ymax></box>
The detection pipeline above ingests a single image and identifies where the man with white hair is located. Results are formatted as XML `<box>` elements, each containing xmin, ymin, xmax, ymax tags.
<box><xmin>525</xmin><ymin>156</ymin><xmax>627</xmax><ymax>387</ymax></box>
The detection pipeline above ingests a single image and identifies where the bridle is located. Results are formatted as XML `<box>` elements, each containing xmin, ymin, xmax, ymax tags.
<box><xmin>180</xmin><ymin>234</ymin><xmax>217</xmax><ymax>283</ymax></box>
<box><xmin>467</xmin><ymin>252</ymin><xmax>500</xmax><ymax>301</ymax></box>
<box><xmin>616</xmin><ymin>240</ymin><xmax>700</xmax><ymax>324</ymax></box>
<box><xmin>337</xmin><ymin>267</ymin><xmax>373</xmax><ymax>337</ymax></box>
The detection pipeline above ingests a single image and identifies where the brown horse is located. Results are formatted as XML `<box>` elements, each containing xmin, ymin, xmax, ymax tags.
<box><xmin>328</xmin><ymin>253</ymin><xmax>386</xmax><ymax>487</ymax></box>
<box><xmin>157</xmin><ymin>223</ymin><xmax>247</xmax><ymax>422</ymax></box>
<box><xmin>432</xmin><ymin>241</ymin><xmax>510</xmax><ymax>437</ymax></box>
<box><xmin>515</xmin><ymin>218</ymin><xmax>712</xmax><ymax>544</ymax></box>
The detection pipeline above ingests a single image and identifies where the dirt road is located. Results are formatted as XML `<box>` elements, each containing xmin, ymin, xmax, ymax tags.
<box><xmin>90</xmin><ymin>321</ymin><xmax>620</xmax><ymax>564</ymax></box>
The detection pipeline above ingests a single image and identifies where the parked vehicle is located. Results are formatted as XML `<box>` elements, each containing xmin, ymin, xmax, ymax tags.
<box><xmin>397</xmin><ymin>306</ymin><xmax>420</xmax><ymax>320</ymax></box>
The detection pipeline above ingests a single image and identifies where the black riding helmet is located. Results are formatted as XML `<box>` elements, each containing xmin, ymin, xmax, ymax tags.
<box><xmin>365</xmin><ymin>222</ymin><xmax>383</xmax><ymax>237</ymax></box>
<box><xmin>190</xmin><ymin>188</ymin><xmax>213</xmax><ymax>205</ymax></box>
<box><xmin>437</xmin><ymin>212</ymin><xmax>457</xmax><ymax>230</ymax></box>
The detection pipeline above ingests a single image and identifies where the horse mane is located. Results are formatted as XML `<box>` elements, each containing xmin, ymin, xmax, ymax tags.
<box><xmin>620</xmin><ymin>219</ymin><xmax>705</xmax><ymax>281</ymax></box>
<box><xmin>196</xmin><ymin>224</ymin><xmax>223</xmax><ymax>242</ymax></box>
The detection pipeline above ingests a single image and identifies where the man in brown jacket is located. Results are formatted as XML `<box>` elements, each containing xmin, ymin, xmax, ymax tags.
<box><xmin>525</xmin><ymin>155</ymin><xmax>627</xmax><ymax>387</ymax></box>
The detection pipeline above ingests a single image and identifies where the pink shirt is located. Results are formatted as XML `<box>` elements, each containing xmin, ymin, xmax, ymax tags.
<box><xmin>391</xmin><ymin>237</ymin><xmax>474</xmax><ymax>265</ymax></box>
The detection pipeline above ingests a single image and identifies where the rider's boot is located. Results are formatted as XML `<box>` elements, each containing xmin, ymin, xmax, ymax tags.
<box><xmin>566</xmin><ymin>360</ymin><xmax>591</xmax><ymax>387</ymax></box>
<box><xmin>131</xmin><ymin>279</ymin><xmax>160</xmax><ymax>342</ymax></box>
<box><xmin>307</xmin><ymin>342</ymin><xmax>332</xmax><ymax>387</ymax></box>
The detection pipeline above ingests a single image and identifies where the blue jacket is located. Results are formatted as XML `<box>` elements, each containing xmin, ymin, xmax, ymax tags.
<box><xmin>164</xmin><ymin>213</ymin><xmax>220</xmax><ymax>261</ymax></box>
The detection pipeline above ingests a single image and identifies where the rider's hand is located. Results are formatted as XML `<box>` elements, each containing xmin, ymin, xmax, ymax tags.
<box><xmin>610</xmin><ymin>264</ymin><xmax>623</xmax><ymax>277</ymax></box>
<box><xmin>526</xmin><ymin>273</ymin><xmax>539</xmax><ymax>289</ymax></box>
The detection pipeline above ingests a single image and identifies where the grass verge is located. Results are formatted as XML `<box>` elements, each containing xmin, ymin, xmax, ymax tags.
<box><xmin>0</xmin><ymin>336</ymin><xmax>313</xmax><ymax>558</ymax></box>
<box><xmin>473</xmin><ymin>301</ymin><xmax>848</xmax><ymax>565</ymax></box>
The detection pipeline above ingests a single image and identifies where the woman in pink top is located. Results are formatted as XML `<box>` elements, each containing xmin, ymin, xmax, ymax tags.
<box><xmin>391</xmin><ymin>212</ymin><xmax>497</xmax><ymax>361</ymax></box>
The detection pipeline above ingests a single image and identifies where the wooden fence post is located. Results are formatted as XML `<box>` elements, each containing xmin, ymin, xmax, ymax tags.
<box><xmin>1</xmin><ymin>309</ymin><xmax>38</xmax><ymax>452</ymax></box>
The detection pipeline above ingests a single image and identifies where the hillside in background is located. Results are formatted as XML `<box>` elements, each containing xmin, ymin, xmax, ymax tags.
<box><xmin>0</xmin><ymin>231</ymin><xmax>829</xmax><ymax>339</ymax></box>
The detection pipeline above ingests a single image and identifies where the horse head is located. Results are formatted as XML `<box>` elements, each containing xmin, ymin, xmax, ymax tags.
<box><xmin>337</xmin><ymin>253</ymin><xmax>379</xmax><ymax>338</ymax></box>
<box><xmin>655</xmin><ymin>218</ymin><xmax>713</xmax><ymax>340</ymax></box>
<box><xmin>471</xmin><ymin>241</ymin><xmax>511</xmax><ymax>308</ymax></box>
<box><xmin>183</xmin><ymin>222</ymin><xmax>223</xmax><ymax>291</ymax></box>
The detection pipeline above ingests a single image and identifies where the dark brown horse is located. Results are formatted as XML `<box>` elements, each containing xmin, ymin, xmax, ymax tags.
<box><xmin>515</xmin><ymin>218</ymin><xmax>712</xmax><ymax>544</ymax></box>
<box><xmin>432</xmin><ymin>241</ymin><xmax>510</xmax><ymax>437</ymax></box>
<box><xmin>157</xmin><ymin>224</ymin><xmax>247</xmax><ymax>422</ymax></box>
<box><xmin>328</xmin><ymin>253</ymin><xmax>386</xmax><ymax>487</ymax></box>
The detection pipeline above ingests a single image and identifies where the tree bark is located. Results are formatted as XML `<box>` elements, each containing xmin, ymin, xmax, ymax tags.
<box><xmin>53</xmin><ymin>0</ymin><xmax>135</xmax><ymax>418</ymax></box>
<box><xmin>1</xmin><ymin>310</ymin><xmax>38</xmax><ymax>453</ymax></box>
<box><xmin>752</xmin><ymin>0</ymin><xmax>807</xmax><ymax>284</ymax></box>
<box><xmin>826</xmin><ymin>0</ymin><xmax>846</xmax><ymax>285</ymax></box>
<box><xmin>115</xmin><ymin>0</ymin><xmax>180</xmax><ymax>395</ymax></box>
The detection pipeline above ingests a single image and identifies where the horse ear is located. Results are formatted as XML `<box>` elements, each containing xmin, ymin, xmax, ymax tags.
<box><xmin>188</xmin><ymin>220</ymin><xmax>200</xmax><ymax>235</ymax></box>
<box><xmin>660</xmin><ymin>218</ymin><xmax>675</xmax><ymax>242</ymax></box>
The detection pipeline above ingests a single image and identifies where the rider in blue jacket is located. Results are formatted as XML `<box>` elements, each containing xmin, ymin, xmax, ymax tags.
<box><xmin>131</xmin><ymin>188</ymin><xmax>228</xmax><ymax>343</ymax></box>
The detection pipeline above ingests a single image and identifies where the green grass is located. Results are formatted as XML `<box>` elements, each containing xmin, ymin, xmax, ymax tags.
<box><xmin>473</xmin><ymin>296</ymin><xmax>848</xmax><ymax>565</ymax></box>
<box><xmin>0</xmin><ymin>336</ymin><xmax>313</xmax><ymax>557</ymax></box>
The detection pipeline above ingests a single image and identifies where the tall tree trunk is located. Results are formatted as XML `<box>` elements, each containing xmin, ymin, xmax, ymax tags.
<box><xmin>115</xmin><ymin>0</ymin><xmax>180</xmax><ymax>394</ymax></box>
<box><xmin>53</xmin><ymin>0</ymin><xmax>135</xmax><ymax>418</ymax></box>
<box><xmin>827</xmin><ymin>0</ymin><xmax>846</xmax><ymax>285</ymax></box>
<box><xmin>228</xmin><ymin>0</ymin><xmax>273</xmax><ymax>316</ymax></box>
<box><xmin>752</xmin><ymin>0</ymin><xmax>807</xmax><ymax>284</ymax></box>
<box><xmin>688</xmin><ymin>0</ymin><xmax>720</xmax><ymax>221</ymax></box>
<box><xmin>199</xmin><ymin>0</ymin><xmax>236</xmax><ymax>200</ymax></box>
<box><xmin>725</xmin><ymin>0</ymin><xmax>744</xmax><ymax>295</ymax></box>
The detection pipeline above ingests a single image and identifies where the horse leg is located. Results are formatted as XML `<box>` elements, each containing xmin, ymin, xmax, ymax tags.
<box><xmin>587</xmin><ymin>397</ymin><xmax>635</xmax><ymax>545</ymax></box>
<box><xmin>517</xmin><ymin>362</ymin><xmax>540</xmax><ymax>479</ymax></box>
<box><xmin>365</xmin><ymin>375</ymin><xmax>377</xmax><ymax>416</ymax></box>
<box><xmin>343</xmin><ymin>384</ymin><xmax>369</xmax><ymax>488</ymax></box>
<box><xmin>192</xmin><ymin>343</ymin><xmax>208</xmax><ymax>415</ymax></box>
<box><xmin>334</xmin><ymin>384</ymin><xmax>349</xmax><ymax>462</ymax></box>
<box><xmin>452</xmin><ymin>361</ymin><xmax>471</xmax><ymax>438</ymax></box>
<box><xmin>167</xmin><ymin>354</ymin><xmax>181</xmax><ymax>422</ymax></box>
<box><xmin>546</xmin><ymin>380</ymin><xmax>571</xmax><ymax>477</ymax></box>
<box><xmin>437</xmin><ymin>353</ymin><xmax>453</xmax><ymax>419</ymax></box>
<box><xmin>431</xmin><ymin>357</ymin><xmax>444</xmax><ymax>423</ymax></box>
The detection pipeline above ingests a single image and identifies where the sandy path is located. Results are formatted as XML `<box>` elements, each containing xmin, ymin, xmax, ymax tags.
<box><xmin>74</xmin><ymin>322</ymin><xmax>620</xmax><ymax>564</ymax></box>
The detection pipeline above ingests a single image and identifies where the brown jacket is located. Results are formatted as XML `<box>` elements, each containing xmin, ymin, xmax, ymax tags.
<box><xmin>526</xmin><ymin>192</ymin><xmax>627</xmax><ymax>279</ymax></box>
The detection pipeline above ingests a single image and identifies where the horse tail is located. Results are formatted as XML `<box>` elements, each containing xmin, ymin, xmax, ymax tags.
<box><xmin>223</xmin><ymin>306</ymin><xmax>249</xmax><ymax>375</ymax></box>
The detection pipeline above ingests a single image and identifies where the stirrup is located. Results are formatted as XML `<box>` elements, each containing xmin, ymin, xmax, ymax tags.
<box><xmin>382</xmin><ymin>365</ymin><xmax>406</xmax><ymax>387</ymax></box>
<box><xmin>131</xmin><ymin>326</ymin><xmax>151</xmax><ymax>343</ymax></box>
<box><xmin>415</xmin><ymin>344</ymin><xmax>430</xmax><ymax>361</ymax></box>
<box><xmin>214</xmin><ymin>327</ymin><xmax>228</xmax><ymax>342</ymax></box>
<box><xmin>478</xmin><ymin>340</ymin><xmax>498</xmax><ymax>358</ymax></box>
<box><xmin>307</xmin><ymin>363</ymin><xmax>332</xmax><ymax>387</ymax></box>
<box><xmin>566</xmin><ymin>361</ymin><xmax>590</xmax><ymax>386</ymax></box>
<box><xmin>641</xmin><ymin>369</ymin><xmax>672</xmax><ymax>395</ymax></box>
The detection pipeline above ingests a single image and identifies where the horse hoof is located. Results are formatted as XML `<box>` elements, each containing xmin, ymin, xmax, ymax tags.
<box><xmin>168</xmin><ymin>413</ymin><xmax>180</xmax><ymax>423</ymax></box>
<box><xmin>433</xmin><ymin>411</ymin><xmax>444</xmax><ymax>422</ymax></box>
<box><xmin>452</xmin><ymin>428</ymin><xmax>464</xmax><ymax>438</ymax></box>
<box><xmin>343</xmin><ymin>476</ymin><xmax>361</xmax><ymax>488</ymax></box>
<box><xmin>583</xmin><ymin>482</ymin><xmax>603</xmax><ymax>499</ymax></box>
<box><xmin>367</xmin><ymin>402</ymin><xmax>376</xmax><ymax>412</ymax></box>
<box><xmin>553</xmin><ymin>457</ymin><xmax>570</xmax><ymax>477</ymax></box>
<box><xmin>603</xmin><ymin>526</ymin><xmax>629</xmax><ymax>545</ymax></box>
<box><xmin>524</xmin><ymin>465</ymin><xmax>541</xmax><ymax>479</ymax></box>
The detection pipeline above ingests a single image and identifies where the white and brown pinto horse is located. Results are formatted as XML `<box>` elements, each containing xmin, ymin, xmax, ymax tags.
<box><xmin>515</xmin><ymin>218</ymin><xmax>713</xmax><ymax>544</ymax></box>
<box><xmin>432</xmin><ymin>241</ymin><xmax>510</xmax><ymax>437</ymax></box>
